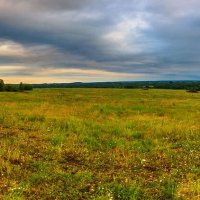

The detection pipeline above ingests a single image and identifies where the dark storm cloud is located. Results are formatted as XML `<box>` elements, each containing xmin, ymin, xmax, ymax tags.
<box><xmin>0</xmin><ymin>0</ymin><xmax>200</xmax><ymax>82</ymax></box>
<box><xmin>0</xmin><ymin>0</ymin><xmax>98</xmax><ymax>11</ymax></box>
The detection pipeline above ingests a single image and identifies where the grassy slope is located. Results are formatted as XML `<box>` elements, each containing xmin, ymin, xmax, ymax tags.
<box><xmin>0</xmin><ymin>89</ymin><xmax>200</xmax><ymax>199</ymax></box>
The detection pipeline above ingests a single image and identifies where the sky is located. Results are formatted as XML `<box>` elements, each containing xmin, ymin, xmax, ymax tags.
<box><xmin>0</xmin><ymin>0</ymin><xmax>200</xmax><ymax>83</ymax></box>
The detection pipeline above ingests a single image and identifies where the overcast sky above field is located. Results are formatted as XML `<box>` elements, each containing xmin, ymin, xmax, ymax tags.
<box><xmin>0</xmin><ymin>0</ymin><xmax>200</xmax><ymax>83</ymax></box>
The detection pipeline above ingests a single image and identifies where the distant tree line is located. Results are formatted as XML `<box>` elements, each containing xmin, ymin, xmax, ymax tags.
<box><xmin>0</xmin><ymin>79</ymin><xmax>33</xmax><ymax>92</ymax></box>
<box><xmin>32</xmin><ymin>81</ymin><xmax>200</xmax><ymax>91</ymax></box>
<box><xmin>1</xmin><ymin>79</ymin><xmax>199</xmax><ymax>91</ymax></box>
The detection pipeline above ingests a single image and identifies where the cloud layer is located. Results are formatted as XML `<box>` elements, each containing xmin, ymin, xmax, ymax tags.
<box><xmin>0</xmin><ymin>0</ymin><xmax>200</xmax><ymax>83</ymax></box>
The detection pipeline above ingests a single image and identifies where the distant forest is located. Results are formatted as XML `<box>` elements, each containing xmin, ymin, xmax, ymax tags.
<box><xmin>0</xmin><ymin>79</ymin><xmax>33</xmax><ymax>92</ymax></box>
<box><xmin>33</xmin><ymin>81</ymin><xmax>200</xmax><ymax>91</ymax></box>
<box><xmin>1</xmin><ymin>80</ymin><xmax>200</xmax><ymax>92</ymax></box>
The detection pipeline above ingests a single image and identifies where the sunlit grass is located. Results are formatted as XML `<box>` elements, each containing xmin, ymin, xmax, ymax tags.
<box><xmin>0</xmin><ymin>89</ymin><xmax>200</xmax><ymax>199</ymax></box>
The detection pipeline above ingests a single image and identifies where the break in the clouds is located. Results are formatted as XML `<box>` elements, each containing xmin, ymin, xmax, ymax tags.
<box><xmin>0</xmin><ymin>0</ymin><xmax>200</xmax><ymax>83</ymax></box>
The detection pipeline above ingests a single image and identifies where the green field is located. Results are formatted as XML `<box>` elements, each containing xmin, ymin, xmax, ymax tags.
<box><xmin>0</xmin><ymin>89</ymin><xmax>200</xmax><ymax>199</ymax></box>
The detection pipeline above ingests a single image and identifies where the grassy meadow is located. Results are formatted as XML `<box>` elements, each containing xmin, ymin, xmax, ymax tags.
<box><xmin>0</xmin><ymin>88</ymin><xmax>200</xmax><ymax>199</ymax></box>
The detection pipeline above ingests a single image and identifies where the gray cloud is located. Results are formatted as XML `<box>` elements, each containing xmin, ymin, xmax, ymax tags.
<box><xmin>0</xmin><ymin>0</ymin><xmax>200</xmax><ymax>82</ymax></box>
